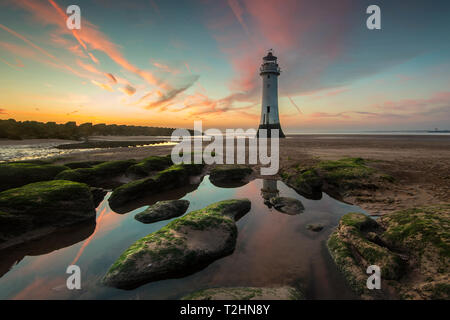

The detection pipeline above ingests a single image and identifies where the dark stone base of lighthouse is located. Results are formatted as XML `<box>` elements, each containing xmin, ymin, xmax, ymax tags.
<box><xmin>257</xmin><ymin>123</ymin><xmax>286</xmax><ymax>138</ymax></box>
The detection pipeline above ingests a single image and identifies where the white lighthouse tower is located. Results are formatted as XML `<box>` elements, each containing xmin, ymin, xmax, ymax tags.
<box><xmin>257</xmin><ymin>50</ymin><xmax>285</xmax><ymax>138</ymax></box>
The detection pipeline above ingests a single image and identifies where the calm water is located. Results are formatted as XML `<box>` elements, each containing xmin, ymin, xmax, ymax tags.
<box><xmin>0</xmin><ymin>141</ymin><xmax>95</xmax><ymax>162</ymax></box>
<box><xmin>0</xmin><ymin>176</ymin><xmax>365</xmax><ymax>300</ymax></box>
<box><xmin>0</xmin><ymin>139</ymin><xmax>175</xmax><ymax>162</ymax></box>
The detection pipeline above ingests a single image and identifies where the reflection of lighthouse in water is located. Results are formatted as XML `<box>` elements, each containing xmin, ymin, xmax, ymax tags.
<box><xmin>261</xmin><ymin>179</ymin><xmax>279</xmax><ymax>206</ymax></box>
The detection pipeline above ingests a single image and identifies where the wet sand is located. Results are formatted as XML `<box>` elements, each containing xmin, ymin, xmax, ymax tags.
<box><xmin>278</xmin><ymin>135</ymin><xmax>450</xmax><ymax>215</ymax></box>
<box><xmin>3</xmin><ymin>134</ymin><xmax>449</xmax><ymax>215</ymax></box>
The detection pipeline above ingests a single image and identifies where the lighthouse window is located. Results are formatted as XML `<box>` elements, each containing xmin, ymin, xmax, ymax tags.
<box><xmin>268</xmin><ymin>75</ymin><xmax>270</xmax><ymax>79</ymax></box>
<box><xmin>267</xmin><ymin>106</ymin><xmax>270</xmax><ymax>113</ymax></box>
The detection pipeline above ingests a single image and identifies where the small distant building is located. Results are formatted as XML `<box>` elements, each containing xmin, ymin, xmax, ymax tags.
<box><xmin>257</xmin><ymin>50</ymin><xmax>285</xmax><ymax>138</ymax></box>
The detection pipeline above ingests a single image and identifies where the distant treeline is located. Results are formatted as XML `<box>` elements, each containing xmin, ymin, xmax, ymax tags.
<box><xmin>0</xmin><ymin>119</ymin><xmax>187</xmax><ymax>140</ymax></box>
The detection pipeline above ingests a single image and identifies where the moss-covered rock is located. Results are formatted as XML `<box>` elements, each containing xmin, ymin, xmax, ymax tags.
<box><xmin>108</xmin><ymin>163</ymin><xmax>204</xmax><ymax>209</ymax></box>
<box><xmin>90</xmin><ymin>187</ymin><xmax>108</xmax><ymax>207</ymax></box>
<box><xmin>378</xmin><ymin>204</ymin><xmax>450</xmax><ymax>299</ymax></box>
<box><xmin>55</xmin><ymin>160</ymin><xmax>136</xmax><ymax>184</ymax></box>
<box><xmin>269</xmin><ymin>197</ymin><xmax>304</xmax><ymax>215</ymax></box>
<box><xmin>182</xmin><ymin>286</ymin><xmax>304</xmax><ymax>300</ymax></box>
<box><xmin>209</xmin><ymin>165</ymin><xmax>252</xmax><ymax>187</ymax></box>
<box><xmin>328</xmin><ymin>205</ymin><xmax>450</xmax><ymax>299</ymax></box>
<box><xmin>291</xmin><ymin>169</ymin><xmax>323</xmax><ymax>199</ymax></box>
<box><xmin>126</xmin><ymin>155</ymin><xmax>172</xmax><ymax>177</ymax></box>
<box><xmin>0</xmin><ymin>180</ymin><xmax>96</xmax><ymax>248</ymax></box>
<box><xmin>284</xmin><ymin>158</ymin><xmax>379</xmax><ymax>200</ymax></box>
<box><xmin>64</xmin><ymin>160</ymin><xmax>105</xmax><ymax>169</ymax></box>
<box><xmin>135</xmin><ymin>199</ymin><xmax>190</xmax><ymax>223</ymax></box>
<box><xmin>102</xmin><ymin>199</ymin><xmax>251</xmax><ymax>289</ymax></box>
<box><xmin>0</xmin><ymin>162</ymin><xmax>69</xmax><ymax>192</ymax></box>
<box><xmin>328</xmin><ymin>212</ymin><xmax>405</xmax><ymax>298</ymax></box>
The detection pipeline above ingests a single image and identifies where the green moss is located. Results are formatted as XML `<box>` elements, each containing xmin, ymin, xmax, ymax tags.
<box><xmin>380</xmin><ymin>174</ymin><xmax>395</xmax><ymax>183</ymax></box>
<box><xmin>105</xmin><ymin>199</ymin><xmax>250</xmax><ymax>286</ymax></box>
<box><xmin>340</xmin><ymin>212</ymin><xmax>378</xmax><ymax>230</ymax></box>
<box><xmin>170</xmin><ymin>200</ymin><xmax>239</xmax><ymax>232</ymax></box>
<box><xmin>0</xmin><ymin>163</ymin><xmax>69</xmax><ymax>192</ymax></box>
<box><xmin>0</xmin><ymin>180</ymin><xmax>92</xmax><ymax>211</ymax></box>
<box><xmin>182</xmin><ymin>286</ymin><xmax>303</xmax><ymax>300</ymax></box>
<box><xmin>380</xmin><ymin>204</ymin><xmax>450</xmax><ymax>258</ymax></box>
<box><xmin>0</xmin><ymin>180</ymin><xmax>93</xmax><ymax>215</ymax></box>
<box><xmin>293</xmin><ymin>169</ymin><xmax>323</xmax><ymax>197</ymax></box>
<box><xmin>108</xmin><ymin>163</ymin><xmax>204</xmax><ymax>209</ymax></box>
<box><xmin>64</xmin><ymin>160</ymin><xmax>105</xmax><ymax>169</ymax></box>
<box><xmin>55</xmin><ymin>160</ymin><xmax>136</xmax><ymax>183</ymax></box>
<box><xmin>318</xmin><ymin>157</ymin><xmax>374</xmax><ymax>187</ymax></box>
<box><xmin>209</xmin><ymin>165</ymin><xmax>252</xmax><ymax>182</ymax></box>
<box><xmin>126</xmin><ymin>155</ymin><xmax>172</xmax><ymax>176</ymax></box>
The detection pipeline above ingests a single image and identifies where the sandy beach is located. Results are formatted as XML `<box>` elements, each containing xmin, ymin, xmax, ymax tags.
<box><xmin>2</xmin><ymin>134</ymin><xmax>449</xmax><ymax>216</ymax></box>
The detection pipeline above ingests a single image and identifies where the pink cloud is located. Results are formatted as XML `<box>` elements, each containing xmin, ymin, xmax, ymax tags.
<box><xmin>119</xmin><ymin>85</ymin><xmax>136</xmax><ymax>96</ymax></box>
<box><xmin>12</xmin><ymin>0</ymin><xmax>167</xmax><ymax>89</ymax></box>
<box><xmin>91</xmin><ymin>80</ymin><xmax>114</xmax><ymax>92</ymax></box>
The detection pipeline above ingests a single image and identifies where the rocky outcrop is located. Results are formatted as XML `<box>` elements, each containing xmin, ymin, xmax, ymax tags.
<box><xmin>108</xmin><ymin>163</ymin><xmax>204</xmax><ymax>209</ymax></box>
<box><xmin>282</xmin><ymin>158</ymin><xmax>380</xmax><ymax>200</ymax></box>
<box><xmin>269</xmin><ymin>197</ymin><xmax>304</xmax><ymax>215</ymax></box>
<box><xmin>306</xmin><ymin>223</ymin><xmax>324</xmax><ymax>232</ymax></box>
<box><xmin>55</xmin><ymin>160</ymin><xmax>136</xmax><ymax>185</ymax></box>
<box><xmin>126</xmin><ymin>155</ymin><xmax>172</xmax><ymax>177</ymax></box>
<box><xmin>135</xmin><ymin>199</ymin><xmax>190</xmax><ymax>223</ymax></box>
<box><xmin>0</xmin><ymin>180</ymin><xmax>96</xmax><ymax>249</ymax></box>
<box><xmin>328</xmin><ymin>205</ymin><xmax>450</xmax><ymax>299</ymax></box>
<box><xmin>0</xmin><ymin>162</ymin><xmax>69</xmax><ymax>192</ymax></box>
<box><xmin>64</xmin><ymin>160</ymin><xmax>105</xmax><ymax>169</ymax></box>
<box><xmin>90</xmin><ymin>187</ymin><xmax>108</xmax><ymax>207</ymax></box>
<box><xmin>102</xmin><ymin>199</ymin><xmax>251</xmax><ymax>289</ymax></box>
<box><xmin>209</xmin><ymin>165</ymin><xmax>252</xmax><ymax>187</ymax></box>
<box><xmin>182</xmin><ymin>286</ymin><xmax>304</xmax><ymax>300</ymax></box>
<box><xmin>288</xmin><ymin>169</ymin><xmax>323</xmax><ymax>200</ymax></box>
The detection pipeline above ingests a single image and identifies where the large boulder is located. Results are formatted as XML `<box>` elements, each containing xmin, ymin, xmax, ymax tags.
<box><xmin>0</xmin><ymin>162</ymin><xmax>69</xmax><ymax>192</ymax></box>
<box><xmin>209</xmin><ymin>165</ymin><xmax>252</xmax><ymax>187</ymax></box>
<box><xmin>55</xmin><ymin>160</ymin><xmax>136</xmax><ymax>185</ymax></box>
<box><xmin>269</xmin><ymin>197</ymin><xmax>304</xmax><ymax>215</ymax></box>
<box><xmin>328</xmin><ymin>205</ymin><xmax>450</xmax><ymax>299</ymax></box>
<box><xmin>126</xmin><ymin>155</ymin><xmax>172</xmax><ymax>177</ymax></box>
<box><xmin>102</xmin><ymin>199</ymin><xmax>251</xmax><ymax>289</ymax></box>
<box><xmin>182</xmin><ymin>286</ymin><xmax>304</xmax><ymax>300</ymax></box>
<box><xmin>289</xmin><ymin>169</ymin><xmax>323</xmax><ymax>200</ymax></box>
<box><xmin>64</xmin><ymin>160</ymin><xmax>105</xmax><ymax>169</ymax></box>
<box><xmin>284</xmin><ymin>158</ymin><xmax>379</xmax><ymax>200</ymax></box>
<box><xmin>378</xmin><ymin>204</ymin><xmax>450</xmax><ymax>299</ymax></box>
<box><xmin>135</xmin><ymin>199</ymin><xmax>190</xmax><ymax>223</ymax></box>
<box><xmin>108</xmin><ymin>163</ymin><xmax>204</xmax><ymax>209</ymax></box>
<box><xmin>0</xmin><ymin>180</ymin><xmax>96</xmax><ymax>249</ymax></box>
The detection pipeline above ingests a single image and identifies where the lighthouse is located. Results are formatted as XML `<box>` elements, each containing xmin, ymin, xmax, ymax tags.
<box><xmin>257</xmin><ymin>50</ymin><xmax>285</xmax><ymax>138</ymax></box>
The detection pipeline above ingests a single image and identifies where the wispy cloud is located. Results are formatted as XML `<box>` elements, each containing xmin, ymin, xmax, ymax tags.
<box><xmin>12</xmin><ymin>0</ymin><xmax>167</xmax><ymax>89</ymax></box>
<box><xmin>119</xmin><ymin>85</ymin><xmax>136</xmax><ymax>96</ymax></box>
<box><xmin>145</xmin><ymin>75</ymin><xmax>200</xmax><ymax>110</ymax></box>
<box><xmin>91</xmin><ymin>80</ymin><xmax>114</xmax><ymax>92</ymax></box>
<box><xmin>287</xmin><ymin>96</ymin><xmax>302</xmax><ymax>114</ymax></box>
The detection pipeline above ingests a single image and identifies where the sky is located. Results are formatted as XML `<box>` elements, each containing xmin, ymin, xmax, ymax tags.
<box><xmin>0</xmin><ymin>0</ymin><xmax>449</xmax><ymax>132</ymax></box>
